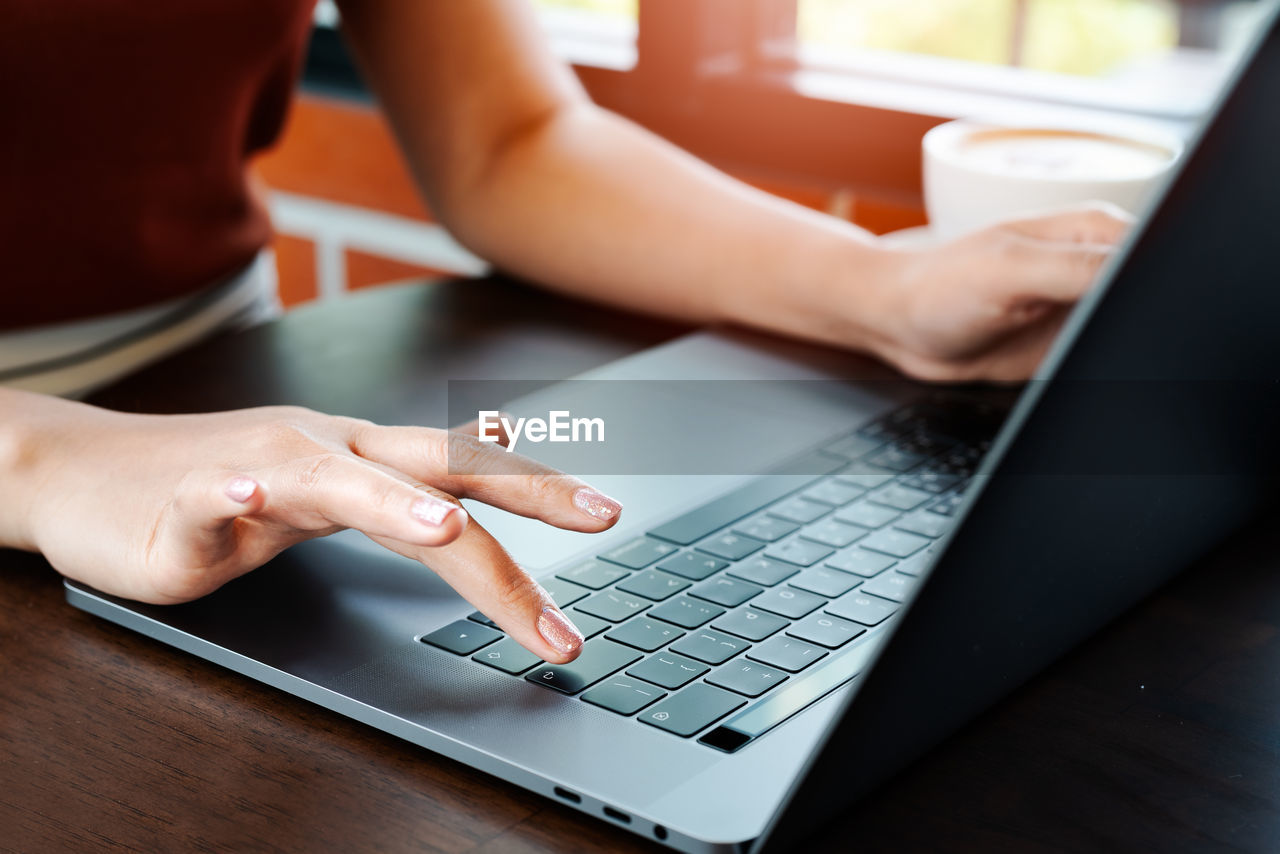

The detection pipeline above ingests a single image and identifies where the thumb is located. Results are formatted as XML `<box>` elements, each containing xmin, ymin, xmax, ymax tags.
<box><xmin>168</xmin><ymin>471</ymin><xmax>267</xmax><ymax>559</ymax></box>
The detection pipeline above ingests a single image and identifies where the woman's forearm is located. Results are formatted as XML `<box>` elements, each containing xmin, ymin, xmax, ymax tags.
<box><xmin>439</xmin><ymin>103</ymin><xmax>899</xmax><ymax>354</ymax></box>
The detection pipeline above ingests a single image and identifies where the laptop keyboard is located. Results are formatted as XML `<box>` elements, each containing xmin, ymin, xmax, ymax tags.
<box><xmin>419</xmin><ymin>395</ymin><xmax>1007</xmax><ymax>750</ymax></box>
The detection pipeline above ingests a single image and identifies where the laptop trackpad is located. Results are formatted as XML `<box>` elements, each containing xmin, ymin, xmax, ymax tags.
<box><xmin>465</xmin><ymin>329</ymin><xmax>911</xmax><ymax>570</ymax></box>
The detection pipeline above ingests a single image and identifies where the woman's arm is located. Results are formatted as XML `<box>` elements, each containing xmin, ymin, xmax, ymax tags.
<box><xmin>336</xmin><ymin>0</ymin><xmax>1129</xmax><ymax>382</ymax></box>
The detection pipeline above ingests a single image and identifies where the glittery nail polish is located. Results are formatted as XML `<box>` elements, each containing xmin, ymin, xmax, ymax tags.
<box><xmin>572</xmin><ymin>487</ymin><xmax>622</xmax><ymax>522</ymax></box>
<box><xmin>537</xmin><ymin>606</ymin><xmax>584</xmax><ymax>656</ymax></box>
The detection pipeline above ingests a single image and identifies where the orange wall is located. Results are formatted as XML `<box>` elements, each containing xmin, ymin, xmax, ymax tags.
<box><xmin>254</xmin><ymin>95</ymin><xmax>926</xmax><ymax>307</ymax></box>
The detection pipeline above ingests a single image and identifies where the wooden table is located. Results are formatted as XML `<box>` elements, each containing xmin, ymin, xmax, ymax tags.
<box><xmin>4</xmin><ymin>278</ymin><xmax>1279</xmax><ymax>853</ymax></box>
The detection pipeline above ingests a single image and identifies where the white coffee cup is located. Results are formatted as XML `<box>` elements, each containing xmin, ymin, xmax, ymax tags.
<box><xmin>923</xmin><ymin>120</ymin><xmax>1183</xmax><ymax>240</ymax></box>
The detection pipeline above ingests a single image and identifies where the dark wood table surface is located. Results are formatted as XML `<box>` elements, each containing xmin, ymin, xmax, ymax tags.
<box><xmin>4</xmin><ymin>277</ymin><xmax>1279</xmax><ymax>853</ymax></box>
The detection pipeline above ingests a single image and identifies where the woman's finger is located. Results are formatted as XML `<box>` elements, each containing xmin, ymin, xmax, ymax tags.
<box><xmin>999</xmin><ymin>236</ymin><xmax>1115</xmax><ymax>304</ymax></box>
<box><xmin>963</xmin><ymin>309</ymin><xmax>1072</xmax><ymax>382</ymax></box>
<box><xmin>371</xmin><ymin>517</ymin><xmax>585</xmax><ymax>664</ymax></box>
<box><xmin>347</xmin><ymin>425</ymin><xmax>623</xmax><ymax>532</ymax></box>
<box><xmin>450</xmin><ymin>412</ymin><xmax>513</xmax><ymax>447</ymax></box>
<box><xmin>247</xmin><ymin>453</ymin><xmax>469</xmax><ymax>546</ymax></box>
<box><xmin>1001</xmin><ymin>202</ymin><xmax>1134</xmax><ymax>246</ymax></box>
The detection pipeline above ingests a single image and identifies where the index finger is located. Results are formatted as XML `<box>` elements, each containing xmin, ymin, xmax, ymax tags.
<box><xmin>371</xmin><ymin>516</ymin><xmax>585</xmax><ymax>664</ymax></box>
<box><xmin>347</xmin><ymin>424</ymin><xmax>623</xmax><ymax>533</ymax></box>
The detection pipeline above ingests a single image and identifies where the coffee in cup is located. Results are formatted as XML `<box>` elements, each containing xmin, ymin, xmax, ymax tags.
<box><xmin>923</xmin><ymin>120</ymin><xmax>1182</xmax><ymax>239</ymax></box>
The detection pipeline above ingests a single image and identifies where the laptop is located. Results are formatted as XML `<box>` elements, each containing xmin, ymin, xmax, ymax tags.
<box><xmin>67</xmin><ymin>8</ymin><xmax>1280</xmax><ymax>852</ymax></box>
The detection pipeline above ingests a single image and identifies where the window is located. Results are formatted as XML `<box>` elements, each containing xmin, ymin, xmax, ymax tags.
<box><xmin>782</xmin><ymin>0</ymin><xmax>1276</xmax><ymax>120</ymax></box>
<box><xmin>534</xmin><ymin>0</ymin><xmax>638</xmax><ymax>23</ymax></box>
<box><xmin>533</xmin><ymin>0</ymin><xmax>639</xmax><ymax>70</ymax></box>
<box><xmin>798</xmin><ymin>0</ymin><xmax>1179</xmax><ymax>76</ymax></box>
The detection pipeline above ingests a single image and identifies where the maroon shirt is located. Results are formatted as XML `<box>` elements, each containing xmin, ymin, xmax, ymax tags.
<box><xmin>1</xmin><ymin>1</ymin><xmax>317</xmax><ymax>330</ymax></box>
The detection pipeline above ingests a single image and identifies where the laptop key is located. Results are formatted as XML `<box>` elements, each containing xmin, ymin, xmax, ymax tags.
<box><xmin>769</xmin><ymin>496</ymin><xmax>831</xmax><ymax>524</ymax></box>
<box><xmin>600</xmin><ymin>537</ymin><xmax>679</xmax><ymax>569</ymax></box>
<box><xmin>639</xmin><ymin>683</ymin><xmax>747</xmax><ymax>737</ymax></box>
<box><xmin>577</xmin><ymin>590</ymin><xmax>651</xmax><ymax>622</ymax></box>
<box><xmin>748</xmin><ymin>635</ymin><xmax>829</xmax><ymax>672</ymax></box>
<box><xmin>627</xmin><ymin>652</ymin><xmax>710</xmax><ymax>690</ymax></box>
<box><xmin>466</xmin><ymin>610</ymin><xmax>496</xmax><ymax>627</ymax></box>
<box><xmin>540</xmin><ymin>577</ymin><xmax>592</xmax><ymax>608</ymax></box>
<box><xmin>823</xmin><ymin>433</ymin><xmax>886</xmax><ymax>461</ymax></box>
<box><xmin>786</xmin><ymin>613</ymin><xmax>867</xmax><ymax>649</ymax></box>
<box><xmin>834</xmin><ymin>462</ymin><xmax>897</xmax><ymax>490</ymax></box>
<box><xmin>422</xmin><ymin>620</ymin><xmax>502</xmax><ymax>655</ymax></box>
<box><xmin>648</xmin><ymin>595</ymin><xmax>725</xmax><ymax>629</ymax></box>
<box><xmin>657</xmin><ymin>551</ymin><xmax>729</xmax><ymax>581</ymax></box>
<box><xmin>827</xmin><ymin>592</ymin><xmax>898</xmax><ymax>626</ymax></box>
<box><xmin>646</xmin><ymin>457</ymin><xmax>842</xmax><ymax>546</ymax></box>
<box><xmin>562</xmin><ymin>608</ymin><xmax>613</xmax><ymax>639</ymax></box>
<box><xmin>616</xmin><ymin>569</ymin><xmax>692</xmax><ymax>601</ymax></box>
<box><xmin>866</xmin><ymin>443</ymin><xmax>929</xmax><ymax>473</ymax></box>
<box><xmin>824</xmin><ymin>547</ymin><xmax>897</xmax><ymax>578</ymax></box>
<box><xmin>473</xmin><ymin>636</ymin><xmax>543</xmax><ymax>674</ymax></box>
<box><xmin>901</xmin><ymin>469</ymin><xmax>963</xmax><ymax>494</ymax></box>
<box><xmin>712</xmin><ymin>607</ymin><xmax>789</xmax><ymax>642</ymax></box>
<box><xmin>802</xmin><ymin>480</ymin><xmax>865</xmax><ymax>507</ymax></box>
<box><xmin>835</xmin><ymin>501</ymin><xmax>900</xmax><ymax>530</ymax></box>
<box><xmin>927</xmin><ymin>490</ymin><xmax>965</xmax><ymax>517</ymax></box>
<box><xmin>581</xmin><ymin>677</ymin><xmax>667</xmax><ymax>715</ymax></box>
<box><xmin>556</xmin><ymin>559</ymin><xmax>629</xmax><ymax>590</ymax></box>
<box><xmin>697</xmin><ymin>532</ymin><xmax>765</xmax><ymax>561</ymax></box>
<box><xmin>900</xmin><ymin>430</ymin><xmax>955</xmax><ymax>457</ymax></box>
<box><xmin>733</xmin><ymin>515</ymin><xmax>800</xmax><ymax>543</ymax></box>
<box><xmin>690</xmin><ymin>577</ymin><xmax>763</xmax><ymax>608</ymax></box>
<box><xmin>868</xmin><ymin>484</ymin><xmax>933</xmax><ymax>512</ymax></box>
<box><xmin>894</xmin><ymin>549</ymin><xmax>937</xmax><ymax>577</ymax></box>
<box><xmin>671</xmin><ymin>629</ymin><xmax>750</xmax><ymax>665</ymax></box>
<box><xmin>750</xmin><ymin>586</ymin><xmax>827</xmax><ymax>620</ymax></box>
<box><xmin>606</xmin><ymin>616</ymin><xmax>687</xmax><ymax>652</ymax></box>
<box><xmin>800</xmin><ymin>518</ymin><xmax>867</xmax><ymax>549</ymax></box>
<box><xmin>525</xmin><ymin>639</ymin><xmax>642</xmax><ymax>694</ymax></box>
<box><xmin>859</xmin><ymin>529</ymin><xmax>931</xmax><ymax>559</ymax></box>
<box><xmin>764</xmin><ymin>539</ymin><xmax>834</xmax><ymax>567</ymax></box>
<box><xmin>895</xmin><ymin>511</ymin><xmax>952</xmax><ymax>538</ymax></box>
<box><xmin>790</xmin><ymin>567</ymin><xmax>861</xmax><ymax>598</ymax></box>
<box><xmin>706</xmin><ymin>660</ymin><xmax>789</xmax><ymax>698</ymax></box>
<box><xmin>728</xmin><ymin>556</ymin><xmax>799</xmax><ymax>587</ymax></box>
<box><xmin>860</xmin><ymin>571</ymin><xmax>920</xmax><ymax>603</ymax></box>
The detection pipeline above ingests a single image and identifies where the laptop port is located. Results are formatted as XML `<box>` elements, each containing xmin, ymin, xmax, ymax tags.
<box><xmin>602</xmin><ymin>806</ymin><xmax>632</xmax><ymax>824</ymax></box>
<box><xmin>553</xmin><ymin>787</ymin><xmax>581</xmax><ymax>804</ymax></box>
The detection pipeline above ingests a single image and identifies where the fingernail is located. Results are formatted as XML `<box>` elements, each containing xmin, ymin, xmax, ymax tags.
<box><xmin>225</xmin><ymin>477</ymin><xmax>258</xmax><ymax>504</ymax></box>
<box><xmin>537</xmin><ymin>606</ymin><xmax>584</xmax><ymax>656</ymax></box>
<box><xmin>572</xmin><ymin>487</ymin><xmax>622</xmax><ymax>522</ymax></box>
<box><xmin>411</xmin><ymin>495</ymin><xmax>460</xmax><ymax>527</ymax></box>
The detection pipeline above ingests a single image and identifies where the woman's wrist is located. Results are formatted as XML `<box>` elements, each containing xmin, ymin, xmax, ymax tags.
<box><xmin>0</xmin><ymin>390</ymin><xmax>56</xmax><ymax>551</ymax></box>
<box><xmin>712</xmin><ymin>223</ymin><xmax>909</xmax><ymax>364</ymax></box>
<box><xmin>0</xmin><ymin>390</ymin><xmax>110</xmax><ymax>552</ymax></box>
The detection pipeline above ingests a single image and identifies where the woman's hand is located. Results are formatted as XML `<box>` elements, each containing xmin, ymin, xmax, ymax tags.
<box><xmin>866</xmin><ymin>205</ymin><xmax>1133</xmax><ymax>382</ymax></box>
<box><xmin>753</xmin><ymin>204</ymin><xmax>1133</xmax><ymax>384</ymax></box>
<box><xmin>2</xmin><ymin>391</ymin><xmax>622</xmax><ymax>663</ymax></box>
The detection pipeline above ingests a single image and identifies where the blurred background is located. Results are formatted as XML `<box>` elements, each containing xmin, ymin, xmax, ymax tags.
<box><xmin>259</xmin><ymin>0</ymin><xmax>1275</xmax><ymax>307</ymax></box>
